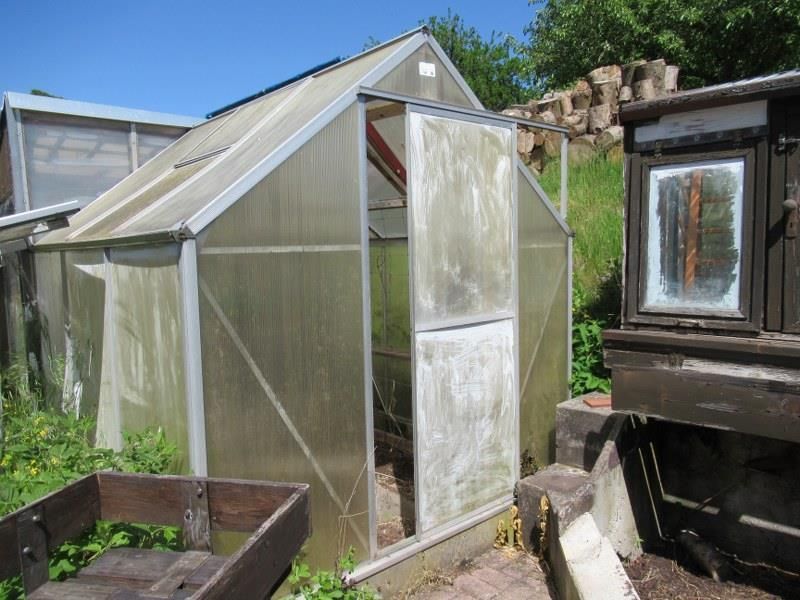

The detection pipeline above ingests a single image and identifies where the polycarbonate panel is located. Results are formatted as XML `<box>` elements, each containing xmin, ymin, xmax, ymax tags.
<box><xmin>109</xmin><ymin>245</ymin><xmax>188</xmax><ymax>471</ymax></box>
<box><xmin>369</xmin><ymin>207</ymin><xmax>408</xmax><ymax>239</ymax></box>
<box><xmin>22</xmin><ymin>114</ymin><xmax>131</xmax><ymax>209</ymax></box>
<box><xmin>72</xmin><ymin>159</ymin><xmax>211</xmax><ymax>242</ymax></box>
<box><xmin>408</xmin><ymin>112</ymin><xmax>513</xmax><ymax>328</ymax></box>
<box><xmin>34</xmin><ymin>251</ymin><xmax>66</xmax><ymax>364</ymax></box>
<box><xmin>122</xmin><ymin>37</ymin><xmax>409</xmax><ymax>238</ymax></box>
<box><xmin>375</xmin><ymin>42</ymin><xmax>475</xmax><ymax>108</ymax></box>
<box><xmin>197</xmin><ymin>104</ymin><xmax>369</xmax><ymax>567</ymax></box>
<box><xmin>367</xmin><ymin>160</ymin><xmax>401</xmax><ymax>202</ymax></box>
<box><xmin>415</xmin><ymin>319</ymin><xmax>516</xmax><ymax>532</ymax></box>
<box><xmin>37</xmin><ymin>119</ymin><xmax>220</xmax><ymax>247</ymax></box>
<box><xmin>63</xmin><ymin>250</ymin><xmax>108</xmax><ymax>429</ymax></box>
<box><xmin>0</xmin><ymin>122</ymin><xmax>13</xmax><ymax>214</ymax></box>
<box><xmin>370</xmin><ymin>240</ymin><xmax>412</xmax><ymax>434</ymax></box>
<box><xmin>180</xmin><ymin>85</ymin><xmax>299</xmax><ymax>162</ymax></box>
<box><xmin>517</xmin><ymin>168</ymin><xmax>569</xmax><ymax>465</ymax></box>
<box><xmin>137</xmin><ymin>125</ymin><xmax>185</xmax><ymax>166</ymax></box>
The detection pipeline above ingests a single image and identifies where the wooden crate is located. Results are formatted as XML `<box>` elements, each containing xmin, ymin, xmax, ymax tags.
<box><xmin>0</xmin><ymin>472</ymin><xmax>310</xmax><ymax>599</ymax></box>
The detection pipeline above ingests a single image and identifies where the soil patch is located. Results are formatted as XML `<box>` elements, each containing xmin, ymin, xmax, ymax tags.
<box><xmin>625</xmin><ymin>552</ymin><xmax>800</xmax><ymax>600</ymax></box>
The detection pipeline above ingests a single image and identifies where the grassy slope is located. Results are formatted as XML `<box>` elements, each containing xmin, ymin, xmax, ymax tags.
<box><xmin>538</xmin><ymin>153</ymin><xmax>624</xmax><ymax>315</ymax></box>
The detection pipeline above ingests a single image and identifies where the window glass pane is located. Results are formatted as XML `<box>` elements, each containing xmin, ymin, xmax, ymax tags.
<box><xmin>22</xmin><ymin>114</ymin><xmax>132</xmax><ymax>209</ymax></box>
<box><xmin>644</xmin><ymin>158</ymin><xmax>744</xmax><ymax>311</ymax></box>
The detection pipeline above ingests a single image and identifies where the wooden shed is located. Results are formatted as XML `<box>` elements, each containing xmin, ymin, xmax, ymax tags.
<box><xmin>604</xmin><ymin>70</ymin><xmax>800</xmax><ymax>442</ymax></box>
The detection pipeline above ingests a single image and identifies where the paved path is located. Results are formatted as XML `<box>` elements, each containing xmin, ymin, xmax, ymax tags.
<box><xmin>409</xmin><ymin>548</ymin><xmax>555</xmax><ymax>599</ymax></box>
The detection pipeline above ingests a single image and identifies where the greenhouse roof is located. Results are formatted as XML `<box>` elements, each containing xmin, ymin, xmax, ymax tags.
<box><xmin>37</xmin><ymin>27</ymin><xmax>482</xmax><ymax>249</ymax></box>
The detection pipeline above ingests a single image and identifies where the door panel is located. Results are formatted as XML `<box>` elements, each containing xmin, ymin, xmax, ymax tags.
<box><xmin>407</xmin><ymin>107</ymin><xmax>517</xmax><ymax>535</ymax></box>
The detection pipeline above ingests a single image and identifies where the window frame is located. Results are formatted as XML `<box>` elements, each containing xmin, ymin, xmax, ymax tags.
<box><xmin>625</xmin><ymin>142</ymin><xmax>766</xmax><ymax>332</ymax></box>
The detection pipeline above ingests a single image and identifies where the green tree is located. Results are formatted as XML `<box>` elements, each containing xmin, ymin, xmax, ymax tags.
<box><xmin>526</xmin><ymin>0</ymin><xmax>800</xmax><ymax>89</ymax></box>
<box><xmin>424</xmin><ymin>11</ymin><xmax>533</xmax><ymax>110</ymax></box>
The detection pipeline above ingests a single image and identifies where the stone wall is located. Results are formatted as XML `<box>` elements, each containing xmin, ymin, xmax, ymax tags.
<box><xmin>504</xmin><ymin>59</ymin><xmax>679</xmax><ymax>172</ymax></box>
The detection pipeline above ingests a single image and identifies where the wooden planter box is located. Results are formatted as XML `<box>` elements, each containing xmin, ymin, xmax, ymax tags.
<box><xmin>0</xmin><ymin>472</ymin><xmax>310</xmax><ymax>599</ymax></box>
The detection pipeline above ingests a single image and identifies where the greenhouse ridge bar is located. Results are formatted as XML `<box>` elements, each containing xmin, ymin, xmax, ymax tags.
<box><xmin>33</xmin><ymin>27</ymin><xmax>572</xmax><ymax>573</ymax></box>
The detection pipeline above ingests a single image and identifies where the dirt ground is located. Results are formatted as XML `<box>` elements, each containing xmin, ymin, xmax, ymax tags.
<box><xmin>374</xmin><ymin>440</ymin><xmax>415</xmax><ymax>548</ymax></box>
<box><xmin>625</xmin><ymin>552</ymin><xmax>800</xmax><ymax>600</ymax></box>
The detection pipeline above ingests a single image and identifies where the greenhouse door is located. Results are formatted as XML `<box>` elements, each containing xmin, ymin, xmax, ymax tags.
<box><xmin>406</xmin><ymin>106</ymin><xmax>518</xmax><ymax>535</ymax></box>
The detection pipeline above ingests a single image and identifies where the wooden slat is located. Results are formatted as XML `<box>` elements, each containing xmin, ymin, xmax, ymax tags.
<box><xmin>97</xmin><ymin>472</ymin><xmax>301</xmax><ymax>532</ymax></box>
<box><xmin>29</xmin><ymin>579</ymin><xmax>119</xmax><ymax>600</ymax></box>
<box><xmin>0</xmin><ymin>473</ymin><xmax>100</xmax><ymax>581</ymax></box>
<box><xmin>366</xmin><ymin>101</ymin><xmax>405</xmax><ymax>122</ymax></box>
<box><xmin>18</xmin><ymin>507</ymin><xmax>49</xmax><ymax>592</ymax></box>
<box><xmin>181</xmin><ymin>480</ymin><xmax>211</xmax><ymax>552</ymax></box>
<box><xmin>78</xmin><ymin>548</ymin><xmax>183</xmax><ymax>589</ymax></box>
<box><xmin>197</xmin><ymin>489</ymin><xmax>311</xmax><ymax>600</ymax></box>
<box><xmin>610</xmin><ymin>361</ymin><xmax>800</xmax><ymax>443</ymax></box>
<box><xmin>143</xmin><ymin>551</ymin><xmax>211</xmax><ymax>599</ymax></box>
<box><xmin>205</xmin><ymin>479</ymin><xmax>301</xmax><ymax>532</ymax></box>
<box><xmin>182</xmin><ymin>556</ymin><xmax>227</xmax><ymax>590</ymax></box>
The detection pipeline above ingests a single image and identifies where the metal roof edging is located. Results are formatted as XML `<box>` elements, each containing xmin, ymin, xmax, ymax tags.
<box><xmin>0</xmin><ymin>200</ymin><xmax>80</xmax><ymax>230</ymax></box>
<box><xmin>4</xmin><ymin>91</ymin><xmax>199</xmax><ymax>128</ymax></box>
<box><xmin>181</xmin><ymin>32</ymin><xmax>428</xmax><ymax>236</ymax></box>
<box><xmin>358</xmin><ymin>87</ymin><xmax>570</xmax><ymax>134</ymax></box>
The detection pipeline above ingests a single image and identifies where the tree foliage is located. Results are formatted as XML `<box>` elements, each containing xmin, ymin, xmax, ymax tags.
<box><xmin>526</xmin><ymin>0</ymin><xmax>800</xmax><ymax>89</ymax></box>
<box><xmin>422</xmin><ymin>11</ymin><xmax>532</xmax><ymax>111</ymax></box>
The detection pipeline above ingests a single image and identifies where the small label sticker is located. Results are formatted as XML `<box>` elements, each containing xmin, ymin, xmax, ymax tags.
<box><xmin>419</xmin><ymin>62</ymin><xmax>436</xmax><ymax>78</ymax></box>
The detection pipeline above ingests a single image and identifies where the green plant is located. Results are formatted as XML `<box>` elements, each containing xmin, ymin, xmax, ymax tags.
<box><xmin>285</xmin><ymin>548</ymin><xmax>378</xmax><ymax>600</ymax></box>
<box><xmin>570</xmin><ymin>314</ymin><xmax>611</xmax><ymax>396</ymax></box>
<box><xmin>525</xmin><ymin>0</ymin><xmax>800</xmax><ymax>90</ymax></box>
<box><xmin>0</xmin><ymin>357</ymin><xmax>180</xmax><ymax>599</ymax></box>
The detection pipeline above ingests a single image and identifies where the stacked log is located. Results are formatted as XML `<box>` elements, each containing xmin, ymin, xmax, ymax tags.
<box><xmin>503</xmin><ymin>58</ymin><xmax>680</xmax><ymax>173</ymax></box>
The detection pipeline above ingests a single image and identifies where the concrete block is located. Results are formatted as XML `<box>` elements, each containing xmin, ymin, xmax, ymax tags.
<box><xmin>560</xmin><ymin>513</ymin><xmax>639</xmax><ymax>600</ymax></box>
<box><xmin>517</xmin><ymin>464</ymin><xmax>592</xmax><ymax>552</ymax></box>
<box><xmin>556</xmin><ymin>396</ymin><xmax>626</xmax><ymax>471</ymax></box>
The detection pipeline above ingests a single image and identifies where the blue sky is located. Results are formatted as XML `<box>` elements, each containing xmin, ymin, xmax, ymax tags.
<box><xmin>1</xmin><ymin>1</ymin><xmax>535</xmax><ymax>118</ymax></box>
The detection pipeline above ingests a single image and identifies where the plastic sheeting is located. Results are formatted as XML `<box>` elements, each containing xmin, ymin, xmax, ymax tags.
<box><xmin>517</xmin><ymin>167</ymin><xmax>570</xmax><ymax>465</ymax></box>
<box><xmin>408</xmin><ymin>111</ymin><xmax>514</xmax><ymax>329</ymax></box>
<box><xmin>197</xmin><ymin>104</ymin><xmax>369</xmax><ymax>566</ymax></box>
<box><xmin>415</xmin><ymin>320</ymin><xmax>516</xmax><ymax>533</ymax></box>
<box><xmin>408</xmin><ymin>111</ymin><xmax>516</xmax><ymax>534</ymax></box>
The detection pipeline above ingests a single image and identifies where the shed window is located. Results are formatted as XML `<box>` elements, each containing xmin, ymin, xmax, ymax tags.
<box><xmin>643</xmin><ymin>159</ymin><xmax>745</xmax><ymax>312</ymax></box>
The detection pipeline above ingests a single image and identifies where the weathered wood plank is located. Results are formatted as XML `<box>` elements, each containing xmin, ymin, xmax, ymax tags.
<box><xmin>143</xmin><ymin>551</ymin><xmax>211</xmax><ymax>598</ymax></box>
<box><xmin>78</xmin><ymin>548</ymin><xmax>183</xmax><ymax>589</ymax></box>
<box><xmin>603</xmin><ymin>329</ymin><xmax>800</xmax><ymax>366</ymax></box>
<box><xmin>205</xmin><ymin>479</ymin><xmax>300</xmax><ymax>532</ymax></box>
<box><xmin>182</xmin><ymin>481</ymin><xmax>211</xmax><ymax>552</ymax></box>
<box><xmin>29</xmin><ymin>579</ymin><xmax>119</xmax><ymax>600</ymax></box>
<box><xmin>0</xmin><ymin>473</ymin><xmax>100</xmax><ymax>582</ymax></box>
<box><xmin>182</xmin><ymin>555</ymin><xmax>227</xmax><ymax>590</ymax></box>
<box><xmin>97</xmin><ymin>472</ymin><xmax>300</xmax><ymax>531</ymax></box>
<box><xmin>197</xmin><ymin>489</ymin><xmax>311</xmax><ymax>600</ymax></box>
<box><xmin>18</xmin><ymin>507</ymin><xmax>49</xmax><ymax>592</ymax></box>
<box><xmin>610</xmin><ymin>365</ymin><xmax>800</xmax><ymax>443</ymax></box>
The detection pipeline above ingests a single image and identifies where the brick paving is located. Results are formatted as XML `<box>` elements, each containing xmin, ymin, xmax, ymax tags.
<box><xmin>409</xmin><ymin>548</ymin><xmax>555</xmax><ymax>599</ymax></box>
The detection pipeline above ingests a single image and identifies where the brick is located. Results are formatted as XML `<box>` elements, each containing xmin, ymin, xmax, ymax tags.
<box><xmin>452</xmin><ymin>573</ymin><xmax>499</xmax><ymax>599</ymax></box>
<box><xmin>469</xmin><ymin>566</ymin><xmax>513</xmax><ymax>590</ymax></box>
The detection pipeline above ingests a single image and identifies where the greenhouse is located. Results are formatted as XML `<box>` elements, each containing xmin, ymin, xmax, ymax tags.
<box><xmin>35</xmin><ymin>27</ymin><xmax>572</xmax><ymax>571</ymax></box>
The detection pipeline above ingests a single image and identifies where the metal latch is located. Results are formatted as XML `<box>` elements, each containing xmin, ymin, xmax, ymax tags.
<box><xmin>778</xmin><ymin>134</ymin><xmax>800</xmax><ymax>153</ymax></box>
<box><xmin>785</xmin><ymin>181</ymin><xmax>799</xmax><ymax>239</ymax></box>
